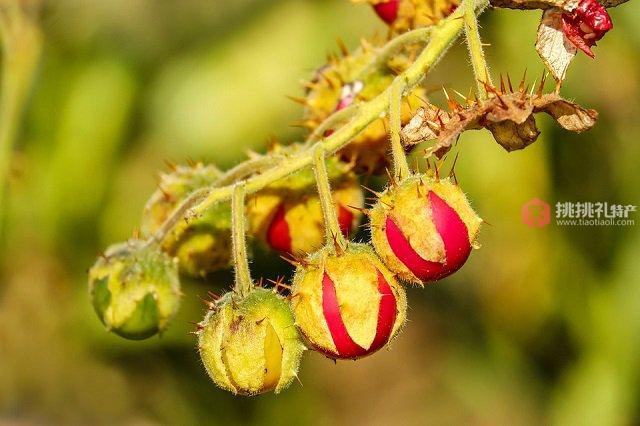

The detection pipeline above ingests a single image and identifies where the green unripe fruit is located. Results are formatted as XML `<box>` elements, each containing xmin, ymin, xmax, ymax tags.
<box><xmin>198</xmin><ymin>288</ymin><xmax>305</xmax><ymax>395</ymax></box>
<box><xmin>88</xmin><ymin>240</ymin><xmax>181</xmax><ymax>340</ymax></box>
<box><xmin>142</xmin><ymin>163</ymin><xmax>232</xmax><ymax>277</ymax></box>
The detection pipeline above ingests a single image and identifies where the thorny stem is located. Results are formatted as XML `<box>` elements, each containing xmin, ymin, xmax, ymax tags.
<box><xmin>361</xmin><ymin>27</ymin><xmax>433</xmax><ymax>76</ymax></box>
<box><xmin>214</xmin><ymin>154</ymin><xmax>283</xmax><ymax>187</ymax></box>
<box><xmin>464</xmin><ymin>0</ymin><xmax>492</xmax><ymax>99</ymax></box>
<box><xmin>0</xmin><ymin>3</ymin><xmax>42</xmax><ymax>236</ymax></box>
<box><xmin>389</xmin><ymin>78</ymin><xmax>410</xmax><ymax>181</ymax></box>
<box><xmin>313</xmin><ymin>145</ymin><xmax>347</xmax><ymax>250</ymax></box>
<box><xmin>148</xmin><ymin>1</ymin><xmax>483</xmax><ymax>246</ymax></box>
<box><xmin>304</xmin><ymin>27</ymin><xmax>433</xmax><ymax>147</ymax></box>
<box><xmin>304</xmin><ymin>103</ymin><xmax>359</xmax><ymax>145</ymax></box>
<box><xmin>232</xmin><ymin>183</ymin><xmax>253</xmax><ymax>297</ymax></box>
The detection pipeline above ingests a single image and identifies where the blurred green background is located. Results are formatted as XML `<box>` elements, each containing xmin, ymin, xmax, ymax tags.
<box><xmin>1</xmin><ymin>0</ymin><xmax>639</xmax><ymax>424</ymax></box>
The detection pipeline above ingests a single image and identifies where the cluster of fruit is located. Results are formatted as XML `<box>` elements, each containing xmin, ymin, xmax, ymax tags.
<box><xmin>89</xmin><ymin>149</ymin><xmax>482</xmax><ymax>395</ymax></box>
<box><xmin>86</xmin><ymin>0</ymin><xmax>476</xmax><ymax>396</ymax></box>
<box><xmin>87</xmin><ymin>0</ymin><xmax>618</xmax><ymax>396</ymax></box>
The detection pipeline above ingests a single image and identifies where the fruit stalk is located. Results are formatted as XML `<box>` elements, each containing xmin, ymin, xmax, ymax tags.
<box><xmin>146</xmin><ymin>0</ymin><xmax>486</xmax><ymax>247</ymax></box>
<box><xmin>389</xmin><ymin>78</ymin><xmax>410</xmax><ymax>181</ymax></box>
<box><xmin>231</xmin><ymin>183</ymin><xmax>253</xmax><ymax>297</ymax></box>
<box><xmin>313</xmin><ymin>145</ymin><xmax>347</xmax><ymax>250</ymax></box>
<box><xmin>463</xmin><ymin>0</ymin><xmax>492</xmax><ymax>98</ymax></box>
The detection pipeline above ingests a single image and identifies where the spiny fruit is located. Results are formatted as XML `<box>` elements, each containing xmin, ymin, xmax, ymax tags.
<box><xmin>561</xmin><ymin>0</ymin><xmax>613</xmax><ymax>58</ymax></box>
<box><xmin>142</xmin><ymin>162</ymin><xmax>232</xmax><ymax>277</ymax></box>
<box><xmin>369</xmin><ymin>174</ymin><xmax>482</xmax><ymax>285</ymax></box>
<box><xmin>290</xmin><ymin>243</ymin><xmax>407</xmax><ymax>359</ymax></box>
<box><xmin>356</xmin><ymin>0</ymin><xmax>459</xmax><ymax>33</ymax></box>
<box><xmin>300</xmin><ymin>44</ymin><xmax>424</xmax><ymax>174</ymax></box>
<box><xmin>88</xmin><ymin>240</ymin><xmax>181</xmax><ymax>340</ymax></box>
<box><xmin>197</xmin><ymin>288</ymin><xmax>305</xmax><ymax>395</ymax></box>
<box><xmin>247</xmin><ymin>145</ymin><xmax>363</xmax><ymax>256</ymax></box>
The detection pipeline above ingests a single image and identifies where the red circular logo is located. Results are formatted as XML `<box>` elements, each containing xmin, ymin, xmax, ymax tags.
<box><xmin>522</xmin><ymin>198</ymin><xmax>551</xmax><ymax>228</ymax></box>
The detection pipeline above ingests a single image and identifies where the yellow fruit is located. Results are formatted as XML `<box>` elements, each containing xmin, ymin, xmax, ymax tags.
<box><xmin>198</xmin><ymin>288</ymin><xmax>305</xmax><ymax>395</ymax></box>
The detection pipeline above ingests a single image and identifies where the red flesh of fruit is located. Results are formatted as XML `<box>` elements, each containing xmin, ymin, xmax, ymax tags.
<box><xmin>267</xmin><ymin>204</ymin><xmax>292</xmax><ymax>253</ymax></box>
<box><xmin>561</xmin><ymin>0</ymin><xmax>612</xmax><ymax>58</ymax></box>
<box><xmin>337</xmin><ymin>205</ymin><xmax>354</xmax><ymax>237</ymax></box>
<box><xmin>320</xmin><ymin>270</ymin><xmax>397</xmax><ymax>359</ymax></box>
<box><xmin>384</xmin><ymin>191</ymin><xmax>471</xmax><ymax>282</ymax></box>
<box><xmin>373</xmin><ymin>0</ymin><xmax>399</xmax><ymax>24</ymax></box>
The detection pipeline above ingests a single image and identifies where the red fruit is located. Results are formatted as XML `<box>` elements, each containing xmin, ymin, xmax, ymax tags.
<box><xmin>265</xmin><ymin>203</ymin><xmax>356</xmax><ymax>255</ymax></box>
<box><xmin>561</xmin><ymin>0</ymin><xmax>613</xmax><ymax>58</ymax></box>
<box><xmin>267</xmin><ymin>204</ymin><xmax>292</xmax><ymax>253</ymax></box>
<box><xmin>247</xmin><ymin>146</ymin><xmax>364</xmax><ymax>256</ymax></box>
<box><xmin>369</xmin><ymin>175</ymin><xmax>482</xmax><ymax>285</ymax></box>
<box><xmin>384</xmin><ymin>191</ymin><xmax>472</xmax><ymax>281</ymax></box>
<box><xmin>337</xmin><ymin>205</ymin><xmax>354</xmax><ymax>237</ymax></box>
<box><xmin>290</xmin><ymin>244</ymin><xmax>407</xmax><ymax>360</ymax></box>
<box><xmin>373</xmin><ymin>0</ymin><xmax>400</xmax><ymax>24</ymax></box>
<box><xmin>321</xmin><ymin>270</ymin><xmax>397</xmax><ymax>358</ymax></box>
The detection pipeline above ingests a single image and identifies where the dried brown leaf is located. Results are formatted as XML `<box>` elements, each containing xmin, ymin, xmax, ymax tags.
<box><xmin>490</xmin><ymin>0</ymin><xmax>576</xmax><ymax>10</ymax></box>
<box><xmin>401</xmin><ymin>89</ymin><xmax>597</xmax><ymax>158</ymax></box>
<box><xmin>489</xmin><ymin>0</ymin><xmax>627</xmax><ymax>9</ymax></box>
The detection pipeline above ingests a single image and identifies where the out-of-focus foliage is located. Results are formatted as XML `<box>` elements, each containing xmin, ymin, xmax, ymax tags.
<box><xmin>0</xmin><ymin>0</ymin><xmax>638</xmax><ymax>424</ymax></box>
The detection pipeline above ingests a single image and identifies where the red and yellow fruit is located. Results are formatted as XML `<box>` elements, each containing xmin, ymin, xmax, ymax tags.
<box><xmin>356</xmin><ymin>0</ymin><xmax>459</xmax><ymax>33</ymax></box>
<box><xmin>369</xmin><ymin>175</ymin><xmax>482</xmax><ymax>285</ymax></box>
<box><xmin>197</xmin><ymin>288</ymin><xmax>306</xmax><ymax>395</ymax></box>
<box><xmin>290</xmin><ymin>243</ymin><xmax>407</xmax><ymax>359</ymax></box>
<box><xmin>247</xmin><ymin>145</ymin><xmax>363</xmax><ymax>255</ymax></box>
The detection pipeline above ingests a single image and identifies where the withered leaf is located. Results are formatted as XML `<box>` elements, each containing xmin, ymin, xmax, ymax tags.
<box><xmin>487</xmin><ymin>117</ymin><xmax>540</xmax><ymax>152</ymax></box>
<box><xmin>536</xmin><ymin>9</ymin><xmax>577</xmax><ymax>82</ymax></box>
<box><xmin>489</xmin><ymin>0</ymin><xmax>627</xmax><ymax>9</ymax></box>
<box><xmin>490</xmin><ymin>0</ymin><xmax>577</xmax><ymax>10</ymax></box>
<box><xmin>401</xmin><ymin>86</ymin><xmax>598</xmax><ymax>158</ymax></box>
<box><xmin>599</xmin><ymin>0</ymin><xmax>630</xmax><ymax>6</ymax></box>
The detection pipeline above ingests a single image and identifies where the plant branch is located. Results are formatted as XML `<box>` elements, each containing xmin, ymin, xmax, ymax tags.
<box><xmin>464</xmin><ymin>0</ymin><xmax>492</xmax><ymax>99</ymax></box>
<box><xmin>313</xmin><ymin>144</ymin><xmax>347</xmax><ymax>250</ymax></box>
<box><xmin>232</xmin><ymin>182</ymin><xmax>253</xmax><ymax>297</ymax></box>
<box><xmin>305</xmin><ymin>27</ymin><xmax>433</xmax><ymax>146</ymax></box>
<box><xmin>361</xmin><ymin>27</ymin><xmax>433</xmax><ymax>76</ymax></box>
<box><xmin>147</xmin><ymin>2</ymin><xmax>480</xmax><ymax>246</ymax></box>
<box><xmin>304</xmin><ymin>103</ymin><xmax>359</xmax><ymax>145</ymax></box>
<box><xmin>214</xmin><ymin>154</ymin><xmax>282</xmax><ymax>187</ymax></box>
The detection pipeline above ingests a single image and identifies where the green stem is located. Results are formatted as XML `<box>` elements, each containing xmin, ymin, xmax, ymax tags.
<box><xmin>360</xmin><ymin>27</ymin><xmax>433</xmax><ymax>76</ymax></box>
<box><xmin>464</xmin><ymin>0</ymin><xmax>492</xmax><ymax>99</ymax></box>
<box><xmin>148</xmin><ymin>5</ymin><xmax>474</xmax><ymax>246</ymax></box>
<box><xmin>304</xmin><ymin>103</ymin><xmax>359</xmax><ymax>145</ymax></box>
<box><xmin>0</xmin><ymin>4</ymin><xmax>42</xmax><ymax>236</ymax></box>
<box><xmin>231</xmin><ymin>183</ymin><xmax>253</xmax><ymax>297</ymax></box>
<box><xmin>305</xmin><ymin>27</ymin><xmax>432</xmax><ymax>147</ymax></box>
<box><xmin>313</xmin><ymin>144</ymin><xmax>347</xmax><ymax>250</ymax></box>
<box><xmin>214</xmin><ymin>154</ymin><xmax>282</xmax><ymax>187</ymax></box>
<box><xmin>389</xmin><ymin>78</ymin><xmax>410</xmax><ymax>181</ymax></box>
